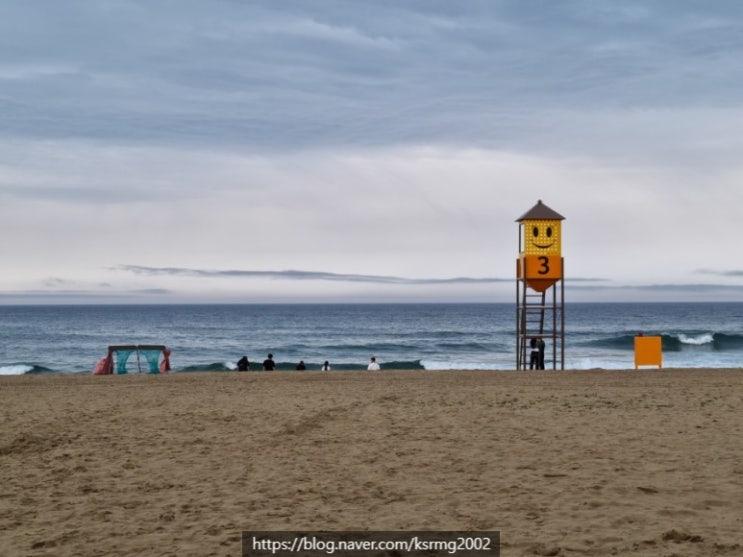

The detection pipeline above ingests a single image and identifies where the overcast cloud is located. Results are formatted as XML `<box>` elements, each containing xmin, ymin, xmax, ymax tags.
<box><xmin>2</xmin><ymin>1</ymin><xmax>743</xmax><ymax>303</ymax></box>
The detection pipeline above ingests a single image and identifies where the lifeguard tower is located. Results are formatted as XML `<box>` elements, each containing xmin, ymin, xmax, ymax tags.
<box><xmin>516</xmin><ymin>200</ymin><xmax>565</xmax><ymax>370</ymax></box>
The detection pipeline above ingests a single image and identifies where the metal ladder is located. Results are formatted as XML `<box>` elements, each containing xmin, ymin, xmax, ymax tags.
<box><xmin>517</xmin><ymin>289</ymin><xmax>547</xmax><ymax>369</ymax></box>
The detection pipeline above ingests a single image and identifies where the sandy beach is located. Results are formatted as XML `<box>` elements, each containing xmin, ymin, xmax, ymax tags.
<box><xmin>1</xmin><ymin>369</ymin><xmax>742</xmax><ymax>557</ymax></box>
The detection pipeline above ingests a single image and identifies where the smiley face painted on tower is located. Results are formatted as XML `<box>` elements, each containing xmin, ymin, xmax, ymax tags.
<box><xmin>523</xmin><ymin>219</ymin><xmax>561</xmax><ymax>256</ymax></box>
<box><xmin>517</xmin><ymin>200</ymin><xmax>564</xmax><ymax>290</ymax></box>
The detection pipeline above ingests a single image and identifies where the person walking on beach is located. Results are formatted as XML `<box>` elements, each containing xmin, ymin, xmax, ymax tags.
<box><xmin>537</xmin><ymin>337</ymin><xmax>546</xmax><ymax>369</ymax></box>
<box><xmin>262</xmin><ymin>353</ymin><xmax>276</xmax><ymax>371</ymax></box>
<box><xmin>529</xmin><ymin>338</ymin><xmax>539</xmax><ymax>370</ymax></box>
<box><xmin>237</xmin><ymin>356</ymin><xmax>250</xmax><ymax>371</ymax></box>
<box><xmin>321</xmin><ymin>361</ymin><xmax>331</xmax><ymax>371</ymax></box>
<box><xmin>367</xmin><ymin>356</ymin><xmax>380</xmax><ymax>371</ymax></box>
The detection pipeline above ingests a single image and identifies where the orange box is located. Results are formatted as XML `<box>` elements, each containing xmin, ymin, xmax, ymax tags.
<box><xmin>634</xmin><ymin>336</ymin><xmax>662</xmax><ymax>369</ymax></box>
<box><xmin>517</xmin><ymin>256</ymin><xmax>563</xmax><ymax>292</ymax></box>
<box><xmin>517</xmin><ymin>255</ymin><xmax>563</xmax><ymax>280</ymax></box>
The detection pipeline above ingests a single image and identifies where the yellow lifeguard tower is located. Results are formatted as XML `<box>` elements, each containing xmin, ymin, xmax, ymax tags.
<box><xmin>516</xmin><ymin>200</ymin><xmax>565</xmax><ymax>370</ymax></box>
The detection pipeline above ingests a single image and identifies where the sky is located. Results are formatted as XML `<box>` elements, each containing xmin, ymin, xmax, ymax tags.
<box><xmin>2</xmin><ymin>0</ymin><xmax>743</xmax><ymax>304</ymax></box>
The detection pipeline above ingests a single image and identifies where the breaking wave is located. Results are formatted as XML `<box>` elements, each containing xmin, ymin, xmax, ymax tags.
<box><xmin>581</xmin><ymin>332</ymin><xmax>743</xmax><ymax>351</ymax></box>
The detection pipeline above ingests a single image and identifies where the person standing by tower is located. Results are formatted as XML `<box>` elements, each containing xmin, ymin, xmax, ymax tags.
<box><xmin>529</xmin><ymin>338</ymin><xmax>539</xmax><ymax>369</ymax></box>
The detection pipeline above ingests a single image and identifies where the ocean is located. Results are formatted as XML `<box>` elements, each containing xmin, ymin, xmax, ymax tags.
<box><xmin>1</xmin><ymin>303</ymin><xmax>742</xmax><ymax>374</ymax></box>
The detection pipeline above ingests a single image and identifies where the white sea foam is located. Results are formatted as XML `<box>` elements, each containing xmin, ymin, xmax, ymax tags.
<box><xmin>0</xmin><ymin>364</ymin><xmax>33</xmax><ymax>375</ymax></box>
<box><xmin>677</xmin><ymin>333</ymin><xmax>714</xmax><ymax>345</ymax></box>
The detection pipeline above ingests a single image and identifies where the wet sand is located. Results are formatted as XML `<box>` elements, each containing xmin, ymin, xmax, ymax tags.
<box><xmin>1</xmin><ymin>369</ymin><xmax>742</xmax><ymax>556</ymax></box>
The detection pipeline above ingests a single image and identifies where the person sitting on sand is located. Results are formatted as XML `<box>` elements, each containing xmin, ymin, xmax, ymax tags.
<box><xmin>262</xmin><ymin>353</ymin><xmax>276</xmax><ymax>371</ymax></box>
<box><xmin>296</xmin><ymin>360</ymin><xmax>306</xmax><ymax>370</ymax></box>
<box><xmin>237</xmin><ymin>356</ymin><xmax>250</xmax><ymax>371</ymax></box>
<box><xmin>367</xmin><ymin>356</ymin><xmax>380</xmax><ymax>371</ymax></box>
<box><xmin>321</xmin><ymin>361</ymin><xmax>331</xmax><ymax>371</ymax></box>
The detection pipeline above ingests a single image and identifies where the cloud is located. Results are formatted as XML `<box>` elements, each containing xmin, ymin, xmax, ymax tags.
<box><xmin>3</xmin><ymin>2</ymin><xmax>743</xmax><ymax>304</ymax></box>
<box><xmin>114</xmin><ymin>264</ymin><xmax>611</xmax><ymax>284</ymax></box>
<box><xmin>3</xmin><ymin>1</ymin><xmax>743</xmax><ymax>154</ymax></box>
<box><xmin>4</xmin><ymin>274</ymin><xmax>739</xmax><ymax>305</ymax></box>
<box><xmin>566</xmin><ymin>281</ymin><xmax>743</xmax><ymax>302</ymax></box>
<box><xmin>695</xmin><ymin>269</ymin><xmax>743</xmax><ymax>277</ymax></box>
<box><xmin>113</xmin><ymin>264</ymin><xmax>511</xmax><ymax>285</ymax></box>
<box><xmin>0</xmin><ymin>288</ymin><xmax>172</xmax><ymax>303</ymax></box>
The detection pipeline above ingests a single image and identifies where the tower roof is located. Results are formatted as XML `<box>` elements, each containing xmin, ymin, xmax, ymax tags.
<box><xmin>516</xmin><ymin>199</ymin><xmax>565</xmax><ymax>222</ymax></box>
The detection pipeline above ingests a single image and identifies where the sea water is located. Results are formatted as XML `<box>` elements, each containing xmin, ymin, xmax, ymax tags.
<box><xmin>1</xmin><ymin>303</ymin><xmax>742</xmax><ymax>374</ymax></box>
